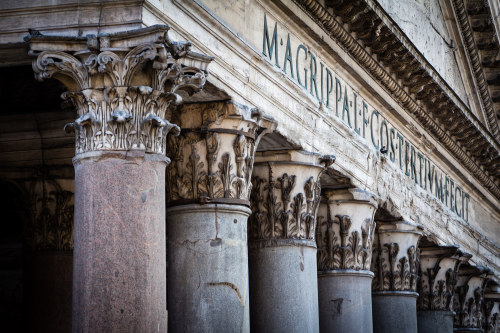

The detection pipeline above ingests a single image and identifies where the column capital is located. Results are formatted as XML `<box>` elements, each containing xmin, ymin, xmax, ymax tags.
<box><xmin>371</xmin><ymin>220</ymin><xmax>424</xmax><ymax>294</ymax></box>
<box><xmin>484</xmin><ymin>285</ymin><xmax>500</xmax><ymax>333</ymax></box>
<box><xmin>248</xmin><ymin>150</ymin><xmax>334</xmax><ymax>246</ymax></box>
<box><xmin>417</xmin><ymin>244</ymin><xmax>470</xmax><ymax>312</ymax></box>
<box><xmin>316</xmin><ymin>188</ymin><xmax>378</xmax><ymax>272</ymax></box>
<box><xmin>166</xmin><ymin>102</ymin><xmax>277</xmax><ymax>207</ymax></box>
<box><xmin>453</xmin><ymin>264</ymin><xmax>493</xmax><ymax>330</ymax></box>
<box><xmin>27</xmin><ymin>25</ymin><xmax>213</xmax><ymax>155</ymax></box>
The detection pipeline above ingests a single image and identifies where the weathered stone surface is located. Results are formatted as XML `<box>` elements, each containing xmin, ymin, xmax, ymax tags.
<box><xmin>166</xmin><ymin>204</ymin><xmax>251</xmax><ymax>333</ymax></box>
<box><xmin>318</xmin><ymin>271</ymin><xmax>374</xmax><ymax>333</ymax></box>
<box><xmin>316</xmin><ymin>188</ymin><xmax>377</xmax><ymax>333</ymax></box>
<box><xmin>166</xmin><ymin>102</ymin><xmax>276</xmax><ymax>207</ymax></box>
<box><xmin>453</xmin><ymin>264</ymin><xmax>492</xmax><ymax>331</ymax></box>
<box><xmin>372</xmin><ymin>293</ymin><xmax>418</xmax><ymax>333</ymax></box>
<box><xmin>248</xmin><ymin>150</ymin><xmax>332</xmax><ymax>333</ymax></box>
<box><xmin>417</xmin><ymin>310</ymin><xmax>454</xmax><ymax>333</ymax></box>
<box><xmin>417</xmin><ymin>244</ymin><xmax>471</xmax><ymax>333</ymax></box>
<box><xmin>249</xmin><ymin>245</ymin><xmax>319</xmax><ymax>333</ymax></box>
<box><xmin>72</xmin><ymin>150</ymin><xmax>168</xmax><ymax>332</ymax></box>
<box><xmin>371</xmin><ymin>220</ymin><xmax>423</xmax><ymax>333</ymax></box>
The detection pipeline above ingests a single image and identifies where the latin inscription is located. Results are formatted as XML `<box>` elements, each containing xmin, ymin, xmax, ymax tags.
<box><xmin>262</xmin><ymin>13</ymin><xmax>470</xmax><ymax>221</ymax></box>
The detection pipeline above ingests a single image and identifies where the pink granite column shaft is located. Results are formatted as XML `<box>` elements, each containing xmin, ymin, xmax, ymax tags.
<box><xmin>72</xmin><ymin>151</ymin><xmax>167</xmax><ymax>332</ymax></box>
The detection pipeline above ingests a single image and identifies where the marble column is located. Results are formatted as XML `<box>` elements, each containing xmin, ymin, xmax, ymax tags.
<box><xmin>371</xmin><ymin>220</ymin><xmax>423</xmax><ymax>333</ymax></box>
<box><xmin>484</xmin><ymin>285</ymin><xmax>500</xmax><ymax>333</ymax></box>
<box><xmin>417</xmin><ymin>244</ymin><xmax>471</xmax><ymax>333</ymax></box>
<box><xmin>453</xmin><ymin>265</ymin><xmax>492</xmax><ymax>332</ymax></box>
<box><xmin>28</xmin><ymin>26</ymin><xmax>213</xmax><ymax>332</ymax></box>
<box><xmin>248</xmin><ymin>150</ymin><xmax>334</xmax><ymax>333</ymax></box>
<box><xmin>165</xmin><ymin>102</ymin><xmax>276</xmax><ymax>332</ymax></box>
<box><xmin>316</xmin><ymin>188</ymin><xmax>377</xmax><ymax>333</ymax></box>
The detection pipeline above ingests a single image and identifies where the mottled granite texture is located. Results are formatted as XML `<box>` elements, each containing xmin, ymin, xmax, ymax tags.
<box><xmin>72</xmin><ymin>151</ymin><xmax>167</xmax><ymax>332</ymax></box>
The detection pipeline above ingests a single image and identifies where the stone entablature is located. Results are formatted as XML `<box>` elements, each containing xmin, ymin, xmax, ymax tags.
<box><xmin>27</xmin><ymin>25</ymin><xmax>213</xmax><ymax>156</ymax></box>
<box><xmin>166</xmin><ymin>102</ymin><xmax>276</xmax><ymax>207</ymax></box>
<box><xmin>417</xmin><ymin>245</ymin><xmax>471</xmax><ymax>312</ymax></box>
<box><xmin>316</xmin><ymin>188</ymin><xmax>377</xmax><ymax>272</ymax></box>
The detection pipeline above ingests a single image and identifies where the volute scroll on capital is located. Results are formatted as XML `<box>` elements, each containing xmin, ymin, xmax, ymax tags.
<box><xmin>248</xmin><ymin>150</ymin><xmax>335</xmax><ymax>245</ymax></box>
<box><xmin>316</xmin><ymin>188</ymin><xmax>378</xmax><ymax>272</ymax></box>
<box><xmin>26</xmin><ymin>25</ymin><xmax>214</xmax><ymax>155</ymax></box>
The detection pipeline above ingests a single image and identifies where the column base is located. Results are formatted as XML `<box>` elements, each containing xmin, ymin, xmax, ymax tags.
<box><xmin>417</xmin><ymin>310</ymin><xmax>454</xmax><ymax>333</ymax></box>
<box><xmin>249</xmin><ymin>240</ymin><xmax>319</xmax><ymax>333</ymax></box>
<box><xmin>318</xmin><ymin>270</ymin><xmax>373</xmax><ymax>333</ymax></box>
<box><xmin>167</xmin><ymin>204</ymin><xmax>251</xmax><ymax>333</ymax></box>
<box><xmin>372</xmin><ymin>291</ymin><xmax>418</xmax><ymax>333</ymax></box>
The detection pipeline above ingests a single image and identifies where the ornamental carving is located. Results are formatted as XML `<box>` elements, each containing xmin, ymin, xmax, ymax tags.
<box><xmin>166</xmin><ymin>102</ymin><xmax>276</xmax><ymax>206</ymax></box>
<box><xmin>248</xmin><ymin>152</ymin><xmax>334</xmax><ymax>242</ymax></box>
<box><xmin>452</xmin><ymin>265</ymin><xmax>492</xmax><ymax>329</ymax></box>
<box><xmin>27</xmin><ymin>26</ymin><xmax>213</xmax><ymax>155</ymax></box>
<box><xmin>371</xmin><ymin>220</ymin><xmax>423</xmax><ymax>292</ymax></box>
<box><xmin>483</xmin><ymin>298</ymin><xmax>500</xmax><ymax>333</ymax></box>
<box><xmin>22</xmin><ymin>178</ymin><xmax>74</xmax><ymax>251</ymax></box>
<box><xmin>316</xmin><ymin>214</ymin><xmax>375</xmax><ymax>271</ymax></box>
<box><xmin>316</xmin><ymin>188</ymin><xmax>377</xmax><ymax>271</ymax></box>
<box><xmin>417</xmin><ymin>246</ymin><xmax>470</xmax><ymax>311</ymax></box>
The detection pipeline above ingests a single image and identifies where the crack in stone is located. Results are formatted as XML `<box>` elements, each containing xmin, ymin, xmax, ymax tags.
<box><xmin>207</xmin><ymin>282</ymin><xmax>244</xmax><ymax>306</ymax></box>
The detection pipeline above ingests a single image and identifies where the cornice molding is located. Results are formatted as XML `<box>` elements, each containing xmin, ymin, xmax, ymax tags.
<box><xmin>294</xmin><ymin>0</ymin><xmax>500</xmax><ymax>201</ymax></box>
<box><xmin>451</xmin><ymin>0</ymin><xmax>500</xmax><ymax>141</ymax></box>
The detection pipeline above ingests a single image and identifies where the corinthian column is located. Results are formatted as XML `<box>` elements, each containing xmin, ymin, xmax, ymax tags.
<box><xmin>453</xmin><ymin>265</ymin><xmax>492</xmax><ymax>332</ymax></box>
<box><xmin>165</xmin><ymin>102</ymin><xmax>276</xmax><ymax>332</ymax></box>
<box><xmin>371</xmin><ymin>220</ymin><xmax>423</xmax><ymax>333</ymax></box>
<box><xmin>417</xmin><ymin>244</ymin><xmax>471</xmax><ymax>333</ymax></box>
<box><xmin>27</xmin><ymin>26</ymin><xmax>213</xmax><ymax>332</ymax></box>
<box><xmin>316</xmin><ymin>188</ymin><xmax>378</xmax><ymax>333</ymax></box>
<box><xmin>248</xmin><ymin>150</ymin><xmax>334</xmax><ymax>333</ymax></box>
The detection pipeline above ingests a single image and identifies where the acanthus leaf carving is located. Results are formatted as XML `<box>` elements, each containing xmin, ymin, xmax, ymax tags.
<box><xmin>249</xmin><ymin>154</ymin><xmax>333</xmax><ymax>242</ymax></box>
<box><xmin>316</xmin><ymin>189</ymin><xmax>377</xmax><ymax>272</ymax></box>
<box><xmin>165</xmin><ymin>102</ymin><xmax>275</xmax><ymax>206</ymax></box>
<box><xmin>30</xmin><ymin>27</ymin><xmax>212</xmax><ymax>155</ymax></box>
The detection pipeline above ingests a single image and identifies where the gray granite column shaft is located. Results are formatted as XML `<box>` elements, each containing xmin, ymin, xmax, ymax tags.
<box><xmin>167</xmin><ymin>204</ymin><xmax>251</xmax><ymax>332</ymax></box>
<box><xmin>316</xmin><ymin>188</ymin><xmax>377</xmax><ymax>333</ymax></box>
<box><xmin>248</xmin><ymin>150</ymin><xmax>334</xmax><ymax>333</ymax></box>
<box><xmin>165</xmin><ymin>102</ymin><xmax>276</xmax><ymax>332</ymax></box>
<box><xmin>371</xmin><ymin>220</ymin><xmax>423</xmax><ymax>333</ymax></box>
<box><xmin>73</xmin><ymin>151</ymin><xmax>168</xmax><ymax>332</ymax></box>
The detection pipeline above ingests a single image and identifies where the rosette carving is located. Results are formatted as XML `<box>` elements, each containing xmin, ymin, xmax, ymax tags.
<box><xmin>316</xmin><ymin>188</ymin><xmax>377</xmax><ymax>271</ymax></box>
<box><xmin>453</xmin><ymin>265</ymin><xmax>492</xmax><ymax>329</ymax></box>
<box><xmin>27</xmin><ymin>26</ymin><xmax>213</xmax><ymax>155</ymax></box>
<box><xmin>417</xmin><ymin>245</ymin><xmax>471</xmax><ymax>311</ymax></box>
<box><xmin>371</xmin><ymin>220</ymin><xmax>423</xmax><ymax>292</ymax></box>
<box><xmin>248</xmin><ymin>151</ymin><xmax>334</xmax><ymax>242</ymax></box>
<box><xmin>165</xmin><ymin>102</ymin><xmax>276</xmax><ymax>206</ymax></box>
